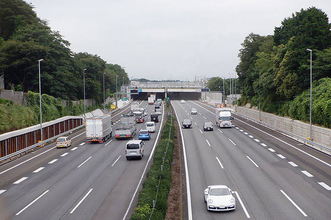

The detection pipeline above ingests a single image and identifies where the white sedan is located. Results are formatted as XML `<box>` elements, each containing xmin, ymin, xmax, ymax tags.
<box><xmin>204</xmin><ymin>185</ymin><xmax>236</xmax><ymax>211</ymax></box>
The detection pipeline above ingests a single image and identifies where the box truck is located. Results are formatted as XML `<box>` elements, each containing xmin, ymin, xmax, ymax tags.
<box><xmin>86</xmin><ymin>114</ymin><xmax>112</xmax><ymax>143</ymax></box>
<box><xmin>215</xmin><ymin>108</ymin><xmax>233</xmax><ymax>128</ymax></box>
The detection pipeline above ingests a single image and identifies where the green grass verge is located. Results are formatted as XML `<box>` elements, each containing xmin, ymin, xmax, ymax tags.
<box><xmin>131</xmin><ymin>111</ymin><xmax>175</xmax><ymax>220</ymax></box>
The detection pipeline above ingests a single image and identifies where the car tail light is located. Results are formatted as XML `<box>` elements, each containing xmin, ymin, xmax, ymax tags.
<box><xmin>116</xmin><ymin>135</ymin><xmax>120</xmax><ymax>138</ymax></box>
<box><xmin>125</xmin><ymin>150</ymin><xmax>127</xmax><ymax>154</ymax></box>
<box><xmin>139</xmin><ymin>149</ymin><xmax>142</xmax><ymax>154</ymax></box>
<box><xmin>126</xmin><ymin>134</ymin><xmax>130</xmax><ymax>137</ymax></box>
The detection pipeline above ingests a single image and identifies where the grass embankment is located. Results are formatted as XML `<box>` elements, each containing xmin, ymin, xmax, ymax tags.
<box><xmin>0</xmin><ymin>91</ymin><xmax>103</xmax><ymax>133</ymax></box>
<box><xmin>131</xmin><ymin>109</ymin><xmax>175</xmax><ymax>220</ymax></box>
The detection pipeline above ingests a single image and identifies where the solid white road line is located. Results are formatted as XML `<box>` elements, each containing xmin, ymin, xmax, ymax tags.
<box><xmin>0</xmin><ymin>146</ymin><xmax>55</xmax><ymax>175</ymax></box>
<box><xmin>111</xmin><ymin>155</ymin><xmax>121</xmax><ymax>167</ymax></box>
<box><xmin>234</xmin><ymin>191</ymin><xmax>251</xmax><ymax>218</ymax></box>
<box><xmin>301</xmin><ymin>170</ymin><xmax>314</xmax><ymax>177</ymax></box>
<box><xmin>48</xmin><ymin>159</ymin><xmax>58</xmax><ymax>164</ymax></box>
<box><xmin>280</xmin><ymin>190</ymin><xmax>307</xmax><ymax>217</ymax></box>
<box><xmin>206</xmin><ymin>140</ymin><xmax>211</xmax><ymax>147</ymax></box>
<box><xmin>268</xmin><ymin>148</ymin><xmax>276</xmax><ymax>153</ymax></box>
<box><xmin>288</xmin><ymin>161</ymin><xmax>298</xmax><ymax>167</ymax></box>
<box><xmin>105</xmin><ymin>139</ymin><xmax>113</xmax><ymax>146</ymax></box>
<box><xmin>16</xmin><ymin>190</ymin><xmax>49</xmax><ymax>215</ymax></box>
<box><xmin>246</xmin><ymin>156</ymin><xmax>259</xmax><ymax>168</ymax></box>
<box><xmin>216</xmin><ymin>157</ymin><xmax>224</xmax><ymax>169</ymax></box>
<box><xmin>70</xmin><ymin>188</ymin><xmax>93</xmax><ymax>214</ymax></box>
<box><xmin>61</xmin><ymin>153</ymin><xmax>69</xmax><ymax>157</ymax></box>
<box><xmin>13</xmin><ymin>177</ymin><xmax>28</xmax><ymax>185</ymax></box>
<box><xmin>237</xmin><ymin>118</ymin><xmax>331</xmax><ymax>168</ymax></box>
<box><xmin>318</xmin><ymin>182</ymin><xmax>331</xmax><ymax>191</ymax></box>
<box><xmin>277</xmin><ymin>154</ymin><xmax>286</xmax><ymax>159</ymax></box>
<box><xmin>77</xmin><ymin>156</ymin><xmax>92</xmax><ymax>168</ymax></box>
<box><xmin>229</xmin><ymin>139</ymin><xmax>236</xmax><ymax>146</ymax></box>
<box><xmin>71</xmin><ymin>147</ymin><xmax>78</xmax><ymax>151</ymax></box>
<box><xmin>0</xmin><ymin>190</ymin><xmax>6</xmax><ymax>194</ymax></box>
<box><xmin>33</xmin><ymin>167</ymin><xmax>45</xmax><ymax>173</ymax></box>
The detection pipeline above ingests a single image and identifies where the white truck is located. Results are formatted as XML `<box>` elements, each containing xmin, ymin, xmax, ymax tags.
<box><xmin>121</xmin><ymin>113</ymin><xmax>136</xmax><ymax>124</ymax></box>
<box><xmin>131</xmin><ymin>102</ymin><xmax>139</xmax><ymax>111</ymax></box>
<box><xmin>215</xmin><ymin>108</ymin><xmax>233</xmax><ymax>128</ymax></box>
<box><xmin>148</xmin><ymin>97</ymin><xmax>154</xmax><ymax>105</ymax></box>
<box><xmin>86</xmin><ymin>114</ymin><xmax>112</xmax><ymax>143</ymax></box>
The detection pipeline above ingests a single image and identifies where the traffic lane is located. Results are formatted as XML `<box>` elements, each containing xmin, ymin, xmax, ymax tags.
<box><xmin>0</xmin><ymin>130</ymin><xmax>86</xmax><ymax>187</ymax></box>
<box><xmin>5</xmin><ymin>139</ymin><xmax>117</xmax><ymax>220</ymax></box>
<box><xmin>211</xmin><ymin>128</ymin><xmax>310</xmax><ymax>219</ymax></box>
<box><xmin>223</xmin><ymin>126</ymin><xmax>331</xmax><ymax>219</ymax></box>
<box><xmin>173</xmin><ymin>103</ymin><xmax>244</xmax><ymax>220</ymax></box>
<box><xmin>233</xmin><ymin>116</ymin><xmax>331</xmax><ymax>189</ymax></box>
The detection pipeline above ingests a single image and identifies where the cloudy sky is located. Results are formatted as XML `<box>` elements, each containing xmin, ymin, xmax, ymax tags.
<box><xmin>28</xmin><ymin>0</ymin><xmax>331</xmax><ymax>81</ymax></box>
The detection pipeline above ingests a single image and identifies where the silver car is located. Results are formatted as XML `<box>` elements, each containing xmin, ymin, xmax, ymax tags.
<box><xmin>146</xmin><ymin>121</ymin><xmax>156</xmax><ymax>133</ymax></box>
<box><xmin>56</xmin><ymin>136</ymin><xmax>72</xmax><ymax>148</ymax></box>
<box><xmin>125</xmin><ymin>140</ymin><xmax>144</xmax><ymax>160</ymax></box>
<box><xmin>204</xmin><ymin>185</ymin><xmax>236</xmax><ymax>211</ymax></box>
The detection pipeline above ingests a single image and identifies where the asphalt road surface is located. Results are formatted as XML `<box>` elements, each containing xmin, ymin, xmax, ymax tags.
<box><xmin>173</xmin><ymin>100</ymin><xmax>331</xmax><ymax>220</ymax></box>
<box><xmin>0</xmin><ymin>101</ymin><xmax>163</xmax><ymax>220</ymax></box>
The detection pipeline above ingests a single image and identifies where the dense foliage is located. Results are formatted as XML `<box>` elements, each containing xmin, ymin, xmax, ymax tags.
<box><xmin>233</xmin><ymin>7</ymin><xmax>331</xmax><ymax>127</ymax></box>
<box><xmin>0</xmin><ymin>0</ymin><xmax>128</xmax><ymax>103</ymax></box>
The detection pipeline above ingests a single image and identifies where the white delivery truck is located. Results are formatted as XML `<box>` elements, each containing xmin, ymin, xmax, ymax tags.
<box><xmin>148</xmin><ymin>97</ymin><xmax>154</xmax><ymax>105</ymax></box>
<box><xmin>215</xmin><ymin>108</ymin><xmax>233</xmax><ymax>128</ymax></box>
<box><xmin>86</xmin><ymin>114</ymin><xmax>112</xmax><ymax>143</ymax></box>
<box><xmin>131</xmin><ymin>102</ymin><xmax>139</xmax><ymax>111</ymax></box>
<box><xmin>121</xmin><ymin>113</ymin><xmax>136</xmax><ymax>124</ymax></box>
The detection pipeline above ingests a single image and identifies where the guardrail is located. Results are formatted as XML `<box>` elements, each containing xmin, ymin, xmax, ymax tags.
<box><xmin>235</xmin><ymin>112</ymin><xmax>331</xmax><ymax>155</ymax></box>
<box><xmin>0</xmin><ymin>124</ymin><xmax>84</xmax><ymax>163</ymax></box>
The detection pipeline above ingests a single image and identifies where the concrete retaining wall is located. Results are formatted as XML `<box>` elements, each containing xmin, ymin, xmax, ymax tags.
<box><xmin>236</xmin><ymin>106</ymin><xmax>331</xmax><ymax>149</ymax></box>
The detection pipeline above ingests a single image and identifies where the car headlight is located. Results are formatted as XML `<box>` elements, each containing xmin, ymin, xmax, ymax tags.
<box><xmin>207</xmin><ymin>199</ymin><xmax>213</xmax><ymax>203</ymax></box>
<box><xmin>230</xmin><ymin>197</ymin><xmax>235</xmax><ymax>203</ymax></box>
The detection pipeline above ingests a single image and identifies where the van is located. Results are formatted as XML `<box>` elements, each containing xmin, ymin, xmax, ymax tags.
<box><xmin>125</xmin><ymin>140</ymin><xmax>144</xmax><ymax>160</ymax></box>
<box><xmin>56</xmin><ymin>136</ymin><xmax>72</xmax><ymax>148</ymax></box>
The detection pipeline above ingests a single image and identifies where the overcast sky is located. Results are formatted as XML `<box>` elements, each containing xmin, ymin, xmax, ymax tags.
<box><xmin>28</xmin><ymin>0</ymin><xmax>331</xmax><ymax>81</ymax></box>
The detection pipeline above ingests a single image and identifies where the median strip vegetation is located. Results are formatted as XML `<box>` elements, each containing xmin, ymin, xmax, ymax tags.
<box><xmin>131</xmin><ymin>107</ymin><xmax>175</xmax><ymax>220</ymax></box>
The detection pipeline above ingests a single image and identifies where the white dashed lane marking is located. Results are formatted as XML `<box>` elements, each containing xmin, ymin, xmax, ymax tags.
<box><xmin>0</xmin><ymin>190</ymin><xmax>6</xmax><ymax>194</ymax></box>
<box><xmin>268</xmin><ymin>148</ymin><xmax>276</xmax><ymax>153</ymax></box>
<box><xmin>33</xmin><ymin>167</ymin><xmax>45</xmax><ymax>173</ymax></box>
<box><xmin>48</xmin><ymin>159</ymin><xmax>58</xmax><ymax>164</ymax></box>
<box><xmin>301</xmin><ymin>170</ymin><xmax>314</xmax><ymax>178</ymax></box>
<box><xmin>318</xmin><ymin>182</ymin><xmax>331</xmax><ymax>191</ymax></box>
<box><xmin>13</xmin><ymin>177</ymin><xmax>28</xmax><ymax>185</ymax></box>
<box><xmin>288</xmin><ymin>162</ymin><xmax>298</xmax><ymax>167</ymax></box>
<box><xmin>277</xmin><ymin>154</ymin><xmax>286</xmax><ymax>159</ymax></box>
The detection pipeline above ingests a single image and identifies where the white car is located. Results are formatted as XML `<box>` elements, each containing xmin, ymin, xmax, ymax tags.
<box><xmin>56</xmin><ymin>136</ymin><xmax>72</xmax><ymax>148</ymax></box>
<box><xmin>191</xmin><ymin>108</ymin><xmax>197</xmax><ymax>114</ymax></box>
<box><xmin>181</xmin><ymin>100</ymin><xmax>185</xmax><ymax>104</ymax></box>
<box><xmin>125</xmin><ymin>140</ymin><xmax>144</xmax><ymax>160</ymax></box>
<box><xmin>145</xmin><ymin>121</ymin><xmax>156</xmax><ymax>133</ymax></box>
<box><xmin>204</xmin><ymin>185</ymin><xmax>236</xmax><ymax>211</ymax></box>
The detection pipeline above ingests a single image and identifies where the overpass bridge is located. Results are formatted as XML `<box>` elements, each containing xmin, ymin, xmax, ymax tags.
<box><xmin>123</xmin><ymin>81</ymin><xmax>210</xmax><ymax>101</ymax></box>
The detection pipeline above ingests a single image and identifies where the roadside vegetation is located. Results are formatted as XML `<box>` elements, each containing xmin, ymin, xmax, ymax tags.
<box><xmin>207</xmin><ymin>7</ymin><xmax>331</xmax><ymax>128</ymax></box>
<box><xmin>131</xmin><ymin>107</ymin><xmax>175</xmax><ymax>220</ymax></box>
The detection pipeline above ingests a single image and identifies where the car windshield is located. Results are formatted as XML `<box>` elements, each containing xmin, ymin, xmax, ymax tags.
<box><xmin>209</xmin><ymin>188</ymin><xmax>230</xmax><ymax>196</ymax></box>
<box><xmin>219</xmin><ymin>116</ymin><xmax>231</xmax><ymax>121</ymax></box>
<box><xmin>57</xmin><ymin>138</ymin><xmax>66</xmax><ymax>142</ymax></box>
<box><xmin>127</xmin><ymin>144</ymin><xmax>139</xmax><ymax>149</ymax></box>
<box><xmin>146</xmin><ymin>123</ymin><xmax>154</xmax><ymax>127</ymax></box>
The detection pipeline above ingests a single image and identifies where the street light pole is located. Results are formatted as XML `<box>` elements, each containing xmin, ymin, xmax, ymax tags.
<box><xmin>38</xmin><ymin>59</ymin><xmax>44</xmax><ymax>142</ymax></box>
<box><xmin>115</xmin><ymin>75</ymin><xmax>118</xmax><ymax>108</ymax></box>
<box><xmin>259</xmin><ymin>71</ymin><xmax>261</xmax><ymax>121</ymax></box>
<box><xmin>223</xmin><ymin>77</ymin><xmax>225</xmax><ymax>106</ymax></box>
<box><xmin>83</xmin><ymin>68</ymin><xmax>86</xmax><ymax>120</ymax></box>
<box><xmin>307</xmin><ymin>49</ymin><xmax>313</xmax><ymax>141</ymax></box>
<box><xmin>103</xmin><ymin>73</ymin><xmax>105</xmax><ymax>112</ymax></box>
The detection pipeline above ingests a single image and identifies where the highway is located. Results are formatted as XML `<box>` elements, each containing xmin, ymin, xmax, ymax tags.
<box><xmin>0</xmin><ymin>101</ymin><xmax>163</xmax><ymax>220</ymax></box>
<box><xmin>173</xmin><ymin>100</ymin><xmax>331</xmax><ymax>220</ymax></box>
